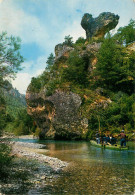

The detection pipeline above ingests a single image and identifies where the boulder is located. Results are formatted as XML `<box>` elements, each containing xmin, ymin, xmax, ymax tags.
<box><xmin>26</xmin><ymin>89</ymin><xmax>88</xmax><ymax>140</ymax></box>
<box><xmin>81</xmin><ymin>12</ymin><xmax>119</xmax><ymax>39</ymax></box>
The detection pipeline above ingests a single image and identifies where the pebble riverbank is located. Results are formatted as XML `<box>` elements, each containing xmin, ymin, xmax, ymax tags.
<box><xmin>0</xmin><ymin>137</ymin><xmax>69</xmax><ymax>194</ymax></box>
<box><xmin>11</xmin><ymin>141</ymin><xmax>68</xmax><ymax>171</ymax></box>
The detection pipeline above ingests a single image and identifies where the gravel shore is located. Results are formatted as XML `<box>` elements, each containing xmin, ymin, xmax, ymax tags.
<box><xmin>11</xmin><ymin>141</ymin><xmax>68</xmax><ymax>171</ymax></box>
<box><xmin>0</xmin><ymin>138</ymin><xmax>69</xmax><ymax>194</ymax></box>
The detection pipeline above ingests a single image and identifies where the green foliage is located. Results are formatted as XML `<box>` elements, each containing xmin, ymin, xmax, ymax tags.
<box><xmin>4</xmin><ymin>91</ymin><xmax>26</xmax><ymax>118</ymax></box>
<box><xmin>93</xmin><ymin>33</ymin><xmax>134</xmax><ymax>94</ymax></box>
<box><xmin>0</xmin><ymin>32</ymin><xmax>24</xmax><ymax>87</ymax></box>
<box><xmin>0</xmin><ymin>32</ymin><xmax>24</xmax><ymax>135</ymax></box>
<box><xmin>106</xmin><ymin>92</ymin><xmax>135</xmax><ymax>129</ymax></box>
<box><xmin>46</xmin><ymin>79</ymin><xmax>60</xmax><ymax>96</ymax></box>
<box><xmin>86</xmin><ymin>92</ymin><xmax>135</xmax><ymax>134</ymax></box>
<box><xmin>4</xmin><ymin>107</ymin><xmax>36</xmax><ymax>136</ymax></box>
<box><xmin>0</xmin><ymin>95</ymin><xmax>6</xmax><ymax>135</ymax></box>
<box><xmin>62</xmin><ymin>51</ymin><xmax>89</xmax><ymax>86</ymax></box>
<box><xmin>0</xmin><ymin>143</ymin><xmax>12</xmax><ymax>179</ymax></box>
<box><xmin>46</xmin><ymin>53</ymin><xmax>55</xmax><ymax>71</ymax></box>
<box><xmin>75</xmin><ymin>37</ymin><xmax>86</xmax><ymax>44</ymax></box>
<box><xmin>63</xmin><ymin>35</ymin><xmax>73</xmax><ymax>46</ymax></box>
<box><xmin>114</xmin><ymin>19</ymin><xmax>135</xmax><ymax>45</ymax></box>
<box><xmin>13</xmin><ymin>108</ymin><xmax>36</xmax><ymax>136</ymax></box>
<box><xmin>29</xmin><ymin>77</ymin><xmax>42</xmax><ymax>92</ymax></box>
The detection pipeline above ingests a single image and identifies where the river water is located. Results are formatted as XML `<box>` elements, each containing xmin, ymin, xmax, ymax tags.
<box><xmin>18</xmin><ymin>139</ymin><xmax>135</xmax><ymax>194</ymax></box>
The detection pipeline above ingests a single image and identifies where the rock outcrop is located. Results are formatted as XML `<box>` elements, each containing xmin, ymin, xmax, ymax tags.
<box><xmin>55</xmin><ymin>44</ymin><xmax>74</xmax><ymax>61</ymax></box>
<box><xmin>26</xmin><ymin>89</ymin><xmax>88</xmax><ymax>140</ymax></box>
<box><xmin>81</xmin><ymin>12</ymin><xmax>119</xmax><ymax>39</ymax></box>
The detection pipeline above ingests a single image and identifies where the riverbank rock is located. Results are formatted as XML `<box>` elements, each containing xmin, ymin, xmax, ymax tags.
<box><xmin>81</xmin><ymin>12</ymin><xmax>119</xmax><ymax>39</ymax></box>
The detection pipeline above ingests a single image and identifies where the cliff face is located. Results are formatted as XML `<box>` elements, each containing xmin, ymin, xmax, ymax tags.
<box><xmin>26</xmin><ymin>88</ymin><xmax>88</xmax><ymax>139</ymax></box>
<box><xmin>26</xmin><ymin>12</ymin><xmax>121</xmax><ymax>140</ymax></box>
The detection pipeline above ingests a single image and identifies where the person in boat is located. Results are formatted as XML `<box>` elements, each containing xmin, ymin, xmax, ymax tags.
<box><xmin>110</xmin><ymin>135</ymin><xmax>117</xmax><ymax>145</ymax></box>
<box><xmin>105</xmin><ymin>135</ymin><xmax>110</xmax><ymax>144</ymax></box>
<box><xmin>95</xmin><ymin>131</ymin><xmax>100</xmax><ymax>144</ymax></box>
<box><xmin>118</xmin><ymin>130</ymin><xmax>126</xmax><ymax>147</ymax></box>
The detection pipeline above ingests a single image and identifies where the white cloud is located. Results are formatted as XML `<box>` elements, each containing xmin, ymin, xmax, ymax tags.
<box><xmin>11</xmin><ymin>55</ymin><xmax>46</xmax><ymax>94</ymax></box>
<box><xmin>0</xmin><ymin>0</ymin><xmax>49</xmax><ymax>50</ymax></box>
<box><xmin>11</xmin><ymin>73</ymin><xmax>32</xmax><ymax>94</ymax></box>
<box><xmin>11</xmin><ymin>68</ymin><xmax>44</xmax><ymax>94</ymax></box>
<box><xmin>62</xmin><ymin>20</ymin><xmax>86</xmax><ymax>42</ymax></box>
<box><xmin>22</xmin><ymin>61</ymin><xmax>34</xmax><ymax>72</ymax></box>
<box><xmin>35</xmin><ymin>69</ymin><xmax>44</xmax><ymax>77</ymax></box>
<box><xmin>22</xmin><ymin>55</ymin><xmax>47</xmax><ymax>73</ymax></box>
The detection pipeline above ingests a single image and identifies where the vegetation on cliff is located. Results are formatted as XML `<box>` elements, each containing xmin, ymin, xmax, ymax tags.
<box><xmin>27</xmin><ymin>18</ymin><xmax>135</xmax><ymax>139</ymax></box>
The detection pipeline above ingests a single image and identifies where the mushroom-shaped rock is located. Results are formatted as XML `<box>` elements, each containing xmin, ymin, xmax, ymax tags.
<box><xmin>81</xmin><ymin>12</ymin><xmax>119</xmax><ymax>39</ymax></box>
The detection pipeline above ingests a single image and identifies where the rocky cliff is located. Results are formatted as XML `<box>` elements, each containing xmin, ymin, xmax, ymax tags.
<box><xmin>26</xmin><ymin>12</ymin><xmax>134</xmax><ymax>140</ymax></box>
<box><xmin>81</xmin><ymin>12</ymin><xmax>119</xmax><ymax>39</ymax></box>
<box><xmin>26</xmin><ymin>89</ymin><xmax>88</xmax><ymax>139</ymax></box>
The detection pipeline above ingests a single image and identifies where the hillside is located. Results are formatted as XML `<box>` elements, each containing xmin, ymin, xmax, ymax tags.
<box><xmin>2</xmin><ymin>82</ymin><xmax>26</xmax><ymax>118</ymax></box>
<box><xmin>26</xmin><ymin>12</ymin><xmax>135</xmax><ymax>140</ymax></box>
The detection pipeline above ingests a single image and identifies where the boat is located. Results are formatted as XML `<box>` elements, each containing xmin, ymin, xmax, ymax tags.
<box><xmin>90</xmin><ymin>140</ymin><xmax>129</xmax><ymax>151</ymax></box>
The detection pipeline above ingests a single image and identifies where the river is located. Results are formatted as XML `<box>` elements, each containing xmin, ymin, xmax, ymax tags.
<box><xmin>16</xmin><ymin>139</ymin><xmax>135</xmax><ymax>194</ymax></box>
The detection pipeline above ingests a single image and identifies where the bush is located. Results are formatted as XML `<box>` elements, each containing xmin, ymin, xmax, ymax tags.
<box><xmin>75</xmin><ymin>37</ymin><xmax>86</xmax><ymax>44</ymax></box>
<box><xmin>13</xmin><ymin>108</ymin><xmax>36</xmax><ymax>135</ymax></box>
<box><xmin>62</xmin><ymin>51</ymin><xmax>89</xmax><ymax>86</ymax></box>
<box><xmin>63</xmin><ymin>35</ymin><xmax>73</xmax><ymax>46</ymax></box>
<box><xmin>0</xmin><ymin>143</ymin><xmax>13</xmax><ymax>179</ymax></box>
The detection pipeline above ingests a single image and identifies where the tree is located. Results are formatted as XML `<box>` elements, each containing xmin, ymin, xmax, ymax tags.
<box><xmin>93</xmin><ymin>34</ymin><xmax>134</xmax><ymax>94</ymax></box>
<box><xmin>63</xmin><ymin>35</ymin><xmax>73</xmax><ymax>46</ymax></box>
<box><xmin>29</xmin><ymin>77</ymin><xmax>42</xmax><ymax>92</ymax></box>
<box><xmin>46</xmin><ymin>53</ymin><xmax>55</xmax><ymax>71</ymax></box>
<box><xmin>0</xmin><ymin>96</ymin><xmax>6</xmax><ymax>136</ymax></box>
<box><xmin>0</xmin><ymin>32</ymin><xmax>24</xmax><ymax>135</ymax></box>
<box><xmin>62</xmin><ymin>51</ymin><xmax>89</xmax><ymax>86</ymax></box>
<box><xmin>0</xmin><ymin>32</ymin><xmax>24</xmax><ymax>87</ymax></box>
<box><xmin>13</xmin><ymin>108</ymin><xmax>36</xmax><ymax>135</ymax></box>
<box><xmin>75</xmin><ymin>37</ymin><xmax>86</xmax><ymax>44</ymax></box>
<box><xmin>114</xmin><ymin>19</ymin><xmax>135</xmax><ymax>46</ymax></box>
<box><xmin>104</xmin><ymin>92</ymin><xmax>135</xmax><ymax>132</ymax></box>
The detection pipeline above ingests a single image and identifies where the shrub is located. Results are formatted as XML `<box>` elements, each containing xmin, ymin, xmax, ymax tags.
<box><xmin>75</xmin><ymin>37</ymin><xmax>86</xmax><ymax>44</ymax></box>
<box><xmin>0</xmin><ymin>143</ymin><xmax>12</xmax><ymax>179</ymax></box>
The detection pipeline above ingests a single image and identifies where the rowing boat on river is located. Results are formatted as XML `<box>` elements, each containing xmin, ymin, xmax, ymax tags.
<box><xmin>90</xmin><ymin>140</ymin><xmax>129</xmax><ymax>151</ymax></box>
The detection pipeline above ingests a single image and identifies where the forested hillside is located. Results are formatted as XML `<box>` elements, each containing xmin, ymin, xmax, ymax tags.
<box><xmin>2</xmin><ymin>82</ymin><xmax>26</xmax><ymax>117</ymax></box>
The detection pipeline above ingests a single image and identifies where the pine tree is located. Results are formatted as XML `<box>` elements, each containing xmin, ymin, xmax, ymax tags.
<box><xmin>46</xmin><ymin>53</ymin><xmax>55</xmax><ymax>71</ymax></box>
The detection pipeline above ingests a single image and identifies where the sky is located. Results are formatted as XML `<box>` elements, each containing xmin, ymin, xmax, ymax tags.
<box><xmin>0</xmin><ymin>0</ymin><xmax>135</xmax><ymax>94</ymax></box>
